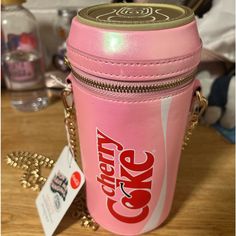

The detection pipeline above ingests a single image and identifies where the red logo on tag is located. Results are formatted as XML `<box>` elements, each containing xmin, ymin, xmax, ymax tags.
<box><xmin>70</xmin><ymin>171</ymin><xmax>81</xmax><ymax>189</ymax></box>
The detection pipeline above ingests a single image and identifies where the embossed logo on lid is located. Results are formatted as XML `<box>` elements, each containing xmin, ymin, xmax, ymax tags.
<box><xmin>77</xmin><ymin>3</ymin><xmax>194</xmax><ymax>30</ymax></box>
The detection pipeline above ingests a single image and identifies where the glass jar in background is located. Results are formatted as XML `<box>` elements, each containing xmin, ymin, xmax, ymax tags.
<box><xmin>53</xmin><ymin>8</ymin><xmax>77</xmax><ymax>72</ymax></box>
<box><xmin>1</xmin><ymin>0</ymin><xmax>49</xmax><ymax>112</ymax></box>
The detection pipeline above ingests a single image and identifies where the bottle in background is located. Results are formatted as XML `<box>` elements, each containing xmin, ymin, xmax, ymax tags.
<box><xmin>1</xmin><ymin>0</ymin><xmax>49</xmax><ymax>111</ymax></box>
<box><xmin>52</xmin><ymin>8</ymin><xmax>77</xmax><ymax>72</ymax></box>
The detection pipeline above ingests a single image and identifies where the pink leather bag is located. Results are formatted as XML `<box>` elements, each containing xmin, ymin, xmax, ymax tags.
<box><xmin>66</xmin><ymin>3</ymin><xmax>205</xmax><ymax>235</ymax></box>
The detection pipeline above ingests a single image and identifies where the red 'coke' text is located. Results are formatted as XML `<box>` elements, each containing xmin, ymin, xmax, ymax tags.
<box><xmin>96</xmin><ymin>129</ymin><xmax>154</xmax><ymax>224</ymax></box>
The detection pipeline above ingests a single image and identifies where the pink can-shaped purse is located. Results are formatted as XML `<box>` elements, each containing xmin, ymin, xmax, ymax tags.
<box><xmin>65</xmin><ymin>3</ymin><xmax>207</xmax><ymax>235</ymax></box>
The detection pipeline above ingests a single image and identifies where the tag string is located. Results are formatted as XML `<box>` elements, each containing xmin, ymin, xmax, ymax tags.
<box><xmin>49</xmin><ymin>74</ymin><xmax>71</xmax><ymax>91</ymax></box>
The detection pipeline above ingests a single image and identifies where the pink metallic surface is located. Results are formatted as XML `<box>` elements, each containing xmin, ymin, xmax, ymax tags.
<box><xmin>67</xmin><ymin>19</ymin><xmax>201</xmax><ymax>81</ymax></box>
<box><xmin>68</xmin><ymin>74</ymin><xmax>196</xmax><ymax>235</ymax></box>
<box><xmin>67</xmin><ymin>6</ymin><xmax>201</xmax><ymax>235</ymax></box>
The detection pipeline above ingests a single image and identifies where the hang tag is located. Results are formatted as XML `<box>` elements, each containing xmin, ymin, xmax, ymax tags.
<box><xmin>36</xmin><ymin>146</ymin><xmax>85</xmax><ymax>236</ymax></box>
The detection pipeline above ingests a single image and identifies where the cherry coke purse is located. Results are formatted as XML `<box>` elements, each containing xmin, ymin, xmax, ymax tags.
<box><xmin>65</xmin><ymin>3</ymin><xmax>207</xmax><ymax>235</ymax></box>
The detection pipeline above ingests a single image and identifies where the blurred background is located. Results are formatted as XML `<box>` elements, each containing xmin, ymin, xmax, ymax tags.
<box><xmin>22</xmin><ymin>0</ymin><xmax>111</xmax><ymax>65</ymax></box>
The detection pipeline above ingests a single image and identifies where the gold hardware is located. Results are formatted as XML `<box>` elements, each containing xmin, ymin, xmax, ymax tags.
<box><xmin>5</xmin><ymin>57</ymin><xmax>205</xmax><ymax>233</ymax></box>
<box><xmin>61</xmin><ymin>89</ymin><xmax>78</xmax><ymax>159</ymax></box>
<box><xmin>62</xmin><ymin>89</ymin><xmax>72</xmax><ymax>112</ymax></box>
<box><xmin>182</xmin><ymin>90</ymin><xmax>208</xmax><ymax>149</ymax></box>
<box><xmin>64</xmin><ymin>56</ymin><xmax>72</xmax><ymax>69</ymax></box>
<box><xmin>5</xmin><ymin>151</ymin><xmax>99</xmax><ymax>230</ymax></box>
<box><xmin>5</xmin><ymin>85</ymin><xmax>99</xmax><ymax>231</ymax></box>
<box><xmin>196</xmin><ymin>90</ymin><xmax>208</xmax><ymax>117</ymax></box>
<box><xmin>72</xmin><ymin>188</ymin><xmax>99</xmax><ymax>230</ymax></box>
<box><xmin>64</xmin><ymin>56</ymin><xmax>196</xmax><ymax>94</ymax></box>
<box><xmin>65</xmin><ymin>56</ymin><xmax>207</xmax><ymax>149</ymax></box>
<box><xmin>6</xmin><ymin>151</ymin><xmax>54</xmax><ymax>191</ymax></box>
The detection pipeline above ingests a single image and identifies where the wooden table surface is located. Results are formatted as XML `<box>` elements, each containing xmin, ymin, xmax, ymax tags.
<box><xmin>2</xmin><ymin>91</ymin><xmax>234</xmax><ymax>236</ymax></box>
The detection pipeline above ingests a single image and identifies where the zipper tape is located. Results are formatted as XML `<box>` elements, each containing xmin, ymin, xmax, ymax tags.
<box><xmin>64</xmin><ymin>56</ymin><xmax>208</xmax><ymax>149</ymax></box>
<box><xmin>64</xmin><ymin>56</ymin><xmax>196</xmax><ymax>94</ymax></box>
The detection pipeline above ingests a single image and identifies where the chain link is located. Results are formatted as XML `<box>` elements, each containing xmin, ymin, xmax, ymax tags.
<box><xmin>182</xmin><ymin>90</ymin><xmax>208</xmax><ymax>149</ymax></box>
<box><xmin>5</xmin><ymin>151</ymin><xmax>99</xmax><ymax>230</ymax></box>
<box><xmin>5</xmin><ymin>64</ymin><xmax>207</xmax><ymax>232</ymax></box>
<box><xmin>5</xmin><ymin>88</ymin><xmax>99</xmax><ymax>231</ymax></box>
<box><xmin>62</xmin><ymin>89</ymin><xmax>78</xmax><ymax>159</ymax></box>
<box><xmin>6</xmin><ymin>151</ymin><xmax>54</xmax><ymax>191</ymax></box>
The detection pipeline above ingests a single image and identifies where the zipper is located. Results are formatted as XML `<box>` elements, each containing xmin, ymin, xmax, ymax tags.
<box><xmin>65</xmin><ymin>57</ymin><xmax>195</xmax><ymax>94</ymax></box>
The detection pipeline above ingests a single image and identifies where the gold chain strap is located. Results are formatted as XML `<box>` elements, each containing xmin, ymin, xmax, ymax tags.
<box><xmin>5</xmin><ymin>88</ymin><xmax>99</xmax><ymax>231</ymax></box>
<box><xmin>182</xmin><ymin>90</ymin><xmax>208</xmax><ymax>149</ymax></box>
<box><xmin>62</xmin><ymin>89</ymin><xmax>78</xmax><ymax>159</ymax></box>
<box><xmin>6</xmin><ymin>151</ymin><xmax>54</xmax><ymax>191</ymax></box>
<box><xmin>5</xmin><ymin>66</ymin><xmax>207</xmax><ymax>231</ymax></box>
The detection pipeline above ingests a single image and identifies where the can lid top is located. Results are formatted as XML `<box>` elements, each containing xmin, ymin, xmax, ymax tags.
<box><xmin>77</xmin><ymin>3</ymin><xmax>194</xmax><ymax>30</ymax></box>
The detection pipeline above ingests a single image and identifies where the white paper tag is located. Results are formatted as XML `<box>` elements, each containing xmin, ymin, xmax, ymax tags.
<box><xmin>36</xmin><ymin>146</ymin><xmax>85</xmax><ymax>236</ymax></box>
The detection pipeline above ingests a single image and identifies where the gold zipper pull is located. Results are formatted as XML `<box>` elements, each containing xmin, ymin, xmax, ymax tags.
<box><xmin>182</xmin><ymin>91</ymin><xmax>208</xmax><ymax>149</ymax></box>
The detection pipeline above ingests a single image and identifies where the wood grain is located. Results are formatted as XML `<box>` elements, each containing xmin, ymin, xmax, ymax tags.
<box><xmin>2</xmin><ymin>91</ymin><xmax>234</xmax><ymax>236</ymax></box>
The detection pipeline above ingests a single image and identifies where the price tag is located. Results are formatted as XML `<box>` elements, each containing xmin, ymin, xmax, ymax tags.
<box><xmin>36</xmin><ymin>146</ymin><xmax>85</xmax><ymax>236</ymax></box>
